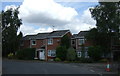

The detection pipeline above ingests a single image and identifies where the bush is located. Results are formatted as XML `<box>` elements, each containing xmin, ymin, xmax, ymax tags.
<box><xmin>88</xmin><ymin>46</ymin><xmax>103</xmax><ymax>61</ymax></box>
<box><xmin>56</xmin><ymin>46</ymin><xmax>67</xmax><ymax>61</ymax></box>
<box><xmin>66</xmin><ymin>47</ymin><xmax>76</xmax><ymax>61</ymax></box>
<box><xmin>16</xmin><ymin>48</ymin><xmax>35</xmax><ymax>60</ymax></box>
<box><xmin>80</xmin><ymin>58</ymin><xmax>93</xmax><ymax>63</ymax></box>
<box><xmin>54</xmin><ymin>58</ymin><xmax>61</xmax><ymax>61</ymax></box>
<box><xmin>8</xmin><ymin>53</ymin><xmax>14</xmax><ymax>59</ymax></box>
<box><xmin>99</xmin><ymin>58</ymin><xmax>108</xmax><ymax>63</ymax></box>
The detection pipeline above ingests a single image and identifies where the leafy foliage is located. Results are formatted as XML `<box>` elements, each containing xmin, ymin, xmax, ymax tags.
<box><xmin>88</xmin><ymin>46</ymin><xmax>103</xmax><ymax>61</ymax></box>
<box><xmin>2</xmin><ymin>8</ymin><xmax>23</xmax><ymax>57</ymax></box>
<box><xmin>54</xmin><ymin>57</ymin><xmax>61</xmax><ymax>61</ymax></box>
<box><xmin>66</xmin><ymin>47</ymin><xmax>76</xmax><ymax>61</ymax></box>
<box><xmin>60</xmin><ymin>35</ymin><xmax>71</xmax><ymax>49</ymax></box>
<box><xmin>79</xmin><ymin>58</ymin><xmax>93</xmax><ymax>63</ymax></box>
<box><xmin>8</xmin><ymin>53</ymin><xmax>14</xmax><ymax>59</ymax></box>
<box><xmin>56</xmin><ymin>46</ymin><xmax>67</xmax><ymax>61</ymax></box>
<box><xmin>16</xmin><ymin>48</ymin><xmax>35</xmax><ymax>60</ymax></box>
<box><xmin>89</xmin><ymin>2</ymin><xmax>120</xmax><ymax>58</ymax></box>
<box><xmin>90</xmin><ymin>2</ymin><xmax>120</xmax><ymax>33</ymax></box>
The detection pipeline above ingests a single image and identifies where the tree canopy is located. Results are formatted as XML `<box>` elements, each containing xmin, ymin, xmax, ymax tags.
<box><xmin>60</xmin><ymin>35</ymin><xmax>71</xmax><ymax>49</ymax></box>
<box><xmin>90</xmin><ymin>2</ymin><xmax>120</xmax><ymax>33</ymax></box>
<box><xmin>2</xmin><ymin>7</ymin><xmax>23</xmax><ymax>56</ymax></box>
<box><xmin>88</xmin><ymin>2</ymin><xmax>120</xmax><ymax>57</ymax></box>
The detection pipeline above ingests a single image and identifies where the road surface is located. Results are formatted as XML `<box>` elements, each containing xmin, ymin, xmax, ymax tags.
<box><xmin>2</xmin><ymin>59</ymin><xmax>118</xmax><ymax>76</ymax></box>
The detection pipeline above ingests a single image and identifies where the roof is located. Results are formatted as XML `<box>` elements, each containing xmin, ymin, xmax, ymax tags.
<box><xmin>23</xmin><ymin>30</ymin><xmax>70</xmax><ymax>40</ymax></box>
<box><xmin>72</xmin><ymin>31</ymin><xmax>89</xmax><ymax>38</ymax></box>
<box><xmin>78</xmin><ymin>31</ymin><xmax>89</xmax><ymax>37</ymax></box>
<box><xmin>47</xmin><ymin>30</ymin><xmax>70</xmax><ymax>38</ymax></box>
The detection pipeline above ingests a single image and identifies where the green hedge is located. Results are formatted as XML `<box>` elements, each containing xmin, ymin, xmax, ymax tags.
<box><xmin>16</xmin><ymin>48</ymin><xmax>35</xmax><ymax>60</ymax></box>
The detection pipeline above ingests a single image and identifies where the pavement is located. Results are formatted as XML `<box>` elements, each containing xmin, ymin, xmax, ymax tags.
<box><xmin>2</xmin><ymin>59</ymin><xmax>119</xmax><ymax>75</ymax></box>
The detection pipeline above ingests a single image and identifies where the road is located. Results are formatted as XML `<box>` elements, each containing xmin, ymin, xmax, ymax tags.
<box><xmin>2</xmin><ymin>59</ymin><xmax>118</xmax><ymax>75</ymax></box>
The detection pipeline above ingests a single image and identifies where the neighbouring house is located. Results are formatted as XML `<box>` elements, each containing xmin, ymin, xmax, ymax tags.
<box><xmin>71</xmin><ymin>31</ymin><xmax>92</xmax><ymax>58</ymax></box>
<box><xmin>20</xmin><ymin>30</ymin><xmax>72</xmax><ymax>61</ymax></box>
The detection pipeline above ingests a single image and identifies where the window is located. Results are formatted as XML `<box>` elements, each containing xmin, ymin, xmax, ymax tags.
<box><xmin>48</xmin><ymin>38</ymin><xmax>53</xmax><ymax>45</ymax></box>
<box><xmin>85</xmin><ymin>51</ymin><xmax>89</xmax><ymax>58</ymax></box>
<box><xmin>77</xmin><ymin>51</ymin><xmax>81</xmax><ymax>57</ymax></box>
<box><xmin>79</xmin><ymin>39</ymin><xmax>85</xmax><ymax>45</ymax></box>
<box><xmin>48</xmin><ymin>50</ymin><xmax>56</xmax><ymax>57</ymax></box>
<box><xmin>31</xmin><ymin>40</ymin><xmax>36</xmax><ymax>45</ymax></box>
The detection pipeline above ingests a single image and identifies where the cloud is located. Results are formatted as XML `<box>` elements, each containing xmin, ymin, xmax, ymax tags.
<box><xmin>18</xmin><ymin>5</ymin><xmax>96</xmax><ymax>35</ymax></box>
<box><xmin>63</xmin><ymin>7</ymin><xmax>96</xmax><ymax>34</ymax></box>
<box><xmin>18</xmin><ymin>0</ymin><xmax>78</xmax><ymax>26</ymax></box>
<box><xmin>4</xmin><ymin>1</ymin><xmax>96</xmax><ymax>35</ymax></box>
<box><xmin>4</xmin><ymin>5</ymin><xmax>18</xmax><ymax>11</ymax></box>
<box><xmin>18</xmin><ymin>24</ymin><xmax>55</xmax><ymax>36</ymax></box>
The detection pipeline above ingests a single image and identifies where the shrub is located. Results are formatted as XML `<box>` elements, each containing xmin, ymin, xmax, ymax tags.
<box><xmin>54</xmin><ymin>58</ymin><xmax>61</xmax><ymax>61</ymax></box>
<box><xmin>16</xmin><ymin>48</ymin><xmax>35</xmax><ymax>60</ymax></box>
<box><xmin>56</xmin><ymin>46</ymin><xmax>67</xmax><ymax>61</ymax></box>
<box><xmin>99</xmin><ymin>58</ymin><xmax>108</xmax><ymax>63</ymax></box>
<box><xmin>66</xmin><ymin>47</ymin><xmax>76</xmax><ymax>61</ymax></box>
<box><xmin>88</xmin><ymin>46</ymin><xmax>103</xmax><ymax>61</ymax></box>
<box><xmin>8</xmin><ymin>53</ymin><xmax>14</xmax><ymax>59</ymax></box>
<box><xmin>80</xmin><ymin>58</ymin><xmax>93</xmax><ymax>63</ymax></box>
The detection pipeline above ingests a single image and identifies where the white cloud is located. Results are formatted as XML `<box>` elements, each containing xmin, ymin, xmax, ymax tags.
<box><xmin>18</xmin><ymin>0</ymin><xmax>78</xmax><ymax>26</ymax></box>
<box><xmin>18</xmin><ymin>24</ymin><xmax>36</xmax><ymax>36</ymax></box>
<box><xmin>18</xmin><ymin>24</ymin><xmax>55</xmax><ymax>36</ymax></box>
<box><xmin>63</xmin><ymin>7</ymin><xmax>96</xmax><ymax>34</ymax></box>
<box><xmin>18</xmin><ymin>6</ymin><xmax>96</xmax><ymax>35</ymax></box>
<box><xmin>4</xmin><ymin>5</ymin><xmax>18</xmax><ymax>11</ymax></box>
<box><xmin>4</xmin><ymin>1</ymin><xmax>96</xmax><ymax>35</ymax></box>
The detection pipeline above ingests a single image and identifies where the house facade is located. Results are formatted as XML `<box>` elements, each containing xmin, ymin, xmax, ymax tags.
<box><xmin>71</xmin><ymin>31</ymin><xmax>92</xmax><ymax>58</ymax></box>
<box><xmin>20</xmin><ymin>30</ymin><xmax>72</xmax><ymax>61</ymax></box>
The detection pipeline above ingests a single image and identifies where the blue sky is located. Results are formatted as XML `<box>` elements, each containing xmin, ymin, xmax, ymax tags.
<box><xmin>2</xmin><ymin>0</ymin><xmax>99</xmax><ymax>36</ymax></box>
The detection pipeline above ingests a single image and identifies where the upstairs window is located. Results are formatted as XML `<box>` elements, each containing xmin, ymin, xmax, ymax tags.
<box><xmin>48</xmin><ymin>38</ymin><xmax>53</xmax><ymax>45</ymax></box>
<box><xmin>79</xmin><ymin>39</ymin><xmax>85</xmax><ymax>45</ymax></box>
<box><xmin>31</xmin><ymin>40</ymin><xmax>36</xmax><ymax>45</ymax></box>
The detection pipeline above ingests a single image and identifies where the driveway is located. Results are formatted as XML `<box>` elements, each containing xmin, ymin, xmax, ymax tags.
<box><xmin>2</xmin><ymin>59</ymin><xmax>118</xmax><ymax>75</ymax></box>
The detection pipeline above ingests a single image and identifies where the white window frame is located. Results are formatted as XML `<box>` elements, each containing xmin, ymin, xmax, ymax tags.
<box><xmin>48</xmin><ymin>38</ymin><xmax>53</xmax><ymax>45</ymax></box>
<box><xmin>31</xmin><ymin>40</ymin><xmax>36</xmax><ymax>45</ymax></box>
<box><xmin>77</xmin><ymin>51</ymin><xmax>82</xmax><ymax>57</ymax></box>
<box><xmin>79</xmin><ymin>39</ymin><xmax>85</xmax><ymax>45</ymax></box>
<box><xmin>48</xmin><ymin>50</ymin><xmax>56</xmax><ymax>57</ymax></box>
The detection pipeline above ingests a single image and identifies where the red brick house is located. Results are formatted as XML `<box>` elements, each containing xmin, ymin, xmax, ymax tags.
<box><xmin>20</xmin><ymin>30</ymin><xmax>72</xmax><ymax>61</ymax></box>
<box><xmin>71</xmin><ymin>31</ymin><xmax>92</xmax><ymax>58</ymax></box>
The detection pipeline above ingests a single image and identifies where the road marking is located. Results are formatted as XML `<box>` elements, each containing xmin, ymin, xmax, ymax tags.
<box><xmin>90</xmin><ymin>69</ymin><xmax>95</xmax><ymax>72</ymax></box>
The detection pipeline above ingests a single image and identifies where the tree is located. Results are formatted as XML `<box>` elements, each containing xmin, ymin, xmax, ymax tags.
<box><xmin>60</xmin><ymin>35</ymin><xmax>71</xmax><ymax>49</ymax></box>
<box><xmin>56</xmin><ymin>46</ymin><xmax>67</xmax><ymax>61</ymax></box>
<box><xmin>66</xmin><ymin>47</ymin><xmax>76</xmax><ymax>61</ymax></box>
<box><xmin>2</xmin><ymin>7</ymin><xmax>22</xmax><ymax>57</ymax></box>
<box><xmin>90</xmin><ymin>2</ymin><xmax>120</xmax><ymax>33</ymax></box>
<box><xmin>88</xmin><ymin>46</ymin><xmax>103</xmax><ymax>61</ymax></box>
<box><xmin>86</xmin><ymin>28</ymin><xmax>110</xmax><ymax>55</ymax></box>
<box><xmin>89</xmin><ymin>2</ymin><xmax>120</xmax><ymax>58</ymax></box>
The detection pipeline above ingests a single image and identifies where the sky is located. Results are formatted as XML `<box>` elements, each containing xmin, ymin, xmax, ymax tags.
<box><xmin>2</xmin><ymin>0</ymin><xmax>99</xmax><ymax>36</ymax></box>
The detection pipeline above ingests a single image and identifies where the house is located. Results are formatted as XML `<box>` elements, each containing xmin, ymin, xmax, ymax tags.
<box><xmin>71</xmin><ymin>31</ymin><xmax>92</xmax><ymax>58</ymax></box>
<box><xmin>20</xmin><ymin>30</ymin><xmax>72</xmax><ymax>61</ymax></box>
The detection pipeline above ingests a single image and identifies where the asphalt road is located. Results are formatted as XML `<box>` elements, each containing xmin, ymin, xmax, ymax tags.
<box><xmin>2</xmin><ymin>59</ymin><xmax>118</xmax><ymax>75</ymax></box>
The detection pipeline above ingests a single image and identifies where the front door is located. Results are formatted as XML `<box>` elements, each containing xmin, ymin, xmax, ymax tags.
<box><xmin>39</xmin><ymin>49</ymin><xmax>45</xmax><ymax>60</ymax></box>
